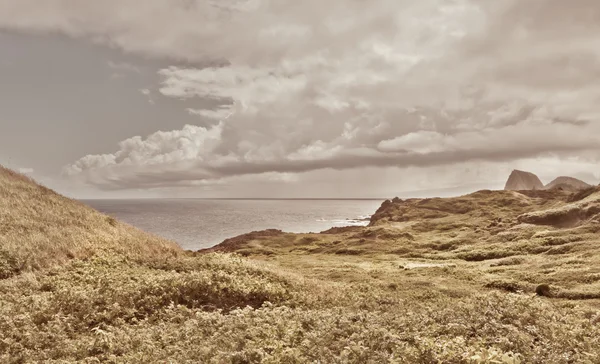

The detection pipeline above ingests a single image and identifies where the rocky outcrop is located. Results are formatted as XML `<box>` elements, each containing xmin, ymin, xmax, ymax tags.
<box><xmin>504</xmin><ymin>170</ymin><xmax>544</xmax><ymax>191</ymax></box>
<box><xmin>544</xmin><ymin>176</ymin><xmax>591</xmax><ymax>191</ymax></box>
<box><xmin>198</xmin><ymin>229</ymin><xmax>285</xmax><ymax>253</ymax></box>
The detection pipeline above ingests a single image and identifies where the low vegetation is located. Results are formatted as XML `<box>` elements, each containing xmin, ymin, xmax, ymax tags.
<box><xmin>1</xmin><ymin>165</ymin><xmax>599</xmax><ymax>363</ymax></box>
<box><xmin>0</xmin><ymin>166</ymin><xmax>180</xmax><ymax>279</ymax></box>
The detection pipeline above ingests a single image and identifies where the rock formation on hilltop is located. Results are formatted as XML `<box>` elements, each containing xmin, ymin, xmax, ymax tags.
<box><xmin>544</xmin><ymin>176</ymin><xmax>591</xmax><ymax>191</ymax></box>
<box><xmin>503</xmin><ymin>170</ymin><xmax>593</xmax><ymax>192</ymax></box>
<box><xmin>504</xmin><ymin>170</ymin><xmax>544</xmax><ymax>191</ymax></box>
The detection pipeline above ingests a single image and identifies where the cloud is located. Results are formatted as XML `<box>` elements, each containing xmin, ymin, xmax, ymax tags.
<box><xmin>3</xmin><ymin>0</ymin><xmax>600</xmax><ymax>189</ymax></box>
<box><xmin>63</xmin><ymin>109</ymin><xmax>600</xmax><ymax>190</ymax></box>
<box><xmin>138</xmin><ymin>88</ymin><xmax>156</xmax><ymax>104</ymax></box>
<box><xmin>186</xmin><ymin>105</ymin><xmax>234</xmax><ymax>120</ymax></box>
<box><xmin>378</xmin><ymin>114</ymin><xmax>600</xmax><ymax>156</ymax></box>
<box><xmin>159</xmin><ymin>66</ymin><xmax>308</xmax><ymax>115</ymax></box>
<box><xmin>18</xmin><ymin>167</ymin><xmax>34</xmax><ymax>174</ymax></box>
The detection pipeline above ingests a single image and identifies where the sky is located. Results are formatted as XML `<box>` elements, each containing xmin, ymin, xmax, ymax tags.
<box><xmin>1</xmin><ymin>0</ymin><xmax>600</xmax><ymax>198</ymax></box>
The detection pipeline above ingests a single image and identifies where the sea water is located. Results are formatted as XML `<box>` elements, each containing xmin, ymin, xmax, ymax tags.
<box><xmin>83</xmin><ymin>199</ymin><xmax>383</xmax><ymax>250</ymax></box>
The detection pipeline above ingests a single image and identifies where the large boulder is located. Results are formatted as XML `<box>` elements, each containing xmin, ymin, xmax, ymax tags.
<box><xmin>504</xmin><ymin>170</ymin><xmax>544</xmax><ymax>191</ymax></box>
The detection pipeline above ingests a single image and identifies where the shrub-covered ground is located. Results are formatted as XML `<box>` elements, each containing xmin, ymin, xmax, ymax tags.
<box><xmin>2</xmin><ymin>255</ymin><xmax>599</xmax><ymax>363</ymax></box>
<box><xmin>1</xmin><ymin>166</ymin><xmax>599</xmax><ymax>363</ymax></box>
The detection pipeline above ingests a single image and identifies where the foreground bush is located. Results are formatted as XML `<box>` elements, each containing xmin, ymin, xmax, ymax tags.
<box><xmin>1</xmin><ymin>255</ymin><xmax>599</xmax><ymax>363</ymax></box>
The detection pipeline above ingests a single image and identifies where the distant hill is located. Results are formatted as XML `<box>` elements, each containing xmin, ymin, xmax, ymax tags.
<box><xmin>544</xmin><ymin>176</ymin><xmax>591</xmax><ymax>191</ymax></box>
<box><xmin>504</xmin><ymin>170</ymin><xmax>592</xmax><ymax>192</ymax></box>
<box><xmin>504</xmin><ymin>169</ymin><xmax>544</xmax><ymax>190</ymax></box>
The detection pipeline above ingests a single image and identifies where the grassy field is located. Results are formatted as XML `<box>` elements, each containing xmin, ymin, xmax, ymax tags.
<box><xmin>1</xmin><ymin>165</ymin><xmax>599</xmax><ymax>363</ymax></box>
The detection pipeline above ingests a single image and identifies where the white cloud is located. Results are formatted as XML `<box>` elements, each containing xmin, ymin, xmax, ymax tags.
<box><xmin>3</xmin><ymin>0</ymin><xmax>599</xmax><ymax>189</ymax></box>
<box><xmin>186</xmin><ymin>105</ymin><xmax>234</xmax><ymax>120</ymax></box>
<box><xmin>378</xmin><ymin>114</ymin><xmax>600</xmax><ymax>156</ymax></box>
<box><xmin>138</xmin><ymin>88</ymin><xmax>156</xmax><ymax>104</ymax></box>
<box><xmin>159</xmin><ymin>66</ymin><xmax>308</xmax><ymax>114</ymax></box>
<box><xmin>18</xmin><ymin>167</ymin><xmax>34</xmax><ymax>174</ymax></box>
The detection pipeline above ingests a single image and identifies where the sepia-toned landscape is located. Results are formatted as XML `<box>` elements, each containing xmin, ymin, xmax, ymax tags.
<box><xmin>3</xmin><ymin>2</ymin><xmax>600</xmax><ymax>362</ymax></box>
<box><xmin>2</xmin><ymin>165</ymin><xmax>599</xmax><ymax>363</ymax></box>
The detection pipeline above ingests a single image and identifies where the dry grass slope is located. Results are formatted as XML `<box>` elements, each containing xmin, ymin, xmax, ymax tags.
<box><xmin>1</xmin><ymin>166</ymin><xmax>600</xmax><ymax>363</ymax></box>
<box><xmin>0</xmin><ymin>166</ymin><xmax>181</xmax><ymax>278</ymax></box>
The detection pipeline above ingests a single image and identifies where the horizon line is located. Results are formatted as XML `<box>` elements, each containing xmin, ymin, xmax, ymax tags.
<box><xmin>80</xmin><ymin>197</ymin><xmax>390</xmax><ymax>201</ymax></box>
<box><xmin>77</xmin><ymin>186</ymin><xmax>511</xmax><ymax>201</ymax></box>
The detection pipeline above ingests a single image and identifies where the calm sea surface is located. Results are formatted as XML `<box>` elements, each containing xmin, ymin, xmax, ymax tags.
<box><xmin>82</xmin><ymin>199</ymin><xmax>383</xmax><ymax>250</ymax></box>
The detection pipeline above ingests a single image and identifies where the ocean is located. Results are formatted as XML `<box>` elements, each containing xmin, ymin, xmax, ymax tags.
<box><xmin>83</xmin><ymin>199</ymin><xmax>383</xmax><ymax>250</ymax></box>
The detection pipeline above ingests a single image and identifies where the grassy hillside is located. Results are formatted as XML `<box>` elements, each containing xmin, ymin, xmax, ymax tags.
<box><xmin>0</xmin><ymin>167</ymin><xmax>301</xmax><ymax>362</ymax></box>
<box><xmin>1</xmin><ymin>166</ymin><xmax>599</xmax><ymax>363</ymax></box>
<box><xmin>0</xmin><ymin>166</ymin><xmax>180</xmax><ymax>278</ymax></box>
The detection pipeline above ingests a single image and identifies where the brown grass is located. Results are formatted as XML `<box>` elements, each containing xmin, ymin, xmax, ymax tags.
<box><xmin>0</xmin><ymin>166</ymin><xmax>181</xmax><ymax>278</ymax></box>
